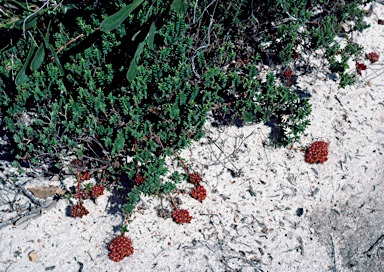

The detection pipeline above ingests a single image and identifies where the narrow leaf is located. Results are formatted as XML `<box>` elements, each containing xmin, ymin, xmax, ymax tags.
<box><xmin>43</xmin><ymin>21</ymin><xmax>52</xmax><ymax>48</ymax></box>
<box><xmin>100</xmin><ymin>0</ymin><xmax>144</xmax><ymax>32</ymax></box>
<box><xmin>15</xmin><ymin>14</ymin><xmax>39</xmax><ymax>29</ymax></box>
<box><xmin>127</xmin><ymin>22</ymin><xmax>156</xmax><ymax>81</ymax></box>
<box><xmin>127</xmin><ymin>41</ymin><xmax>145</xmax><ymax>82</ymax></box>
<box><xmin>49</xmin><ymin>44</ymin><xmax>65</xmax><ymax>76</ymax></box>
<box><xmin>132</xmin><ymin>30</ymin><xmax>141</xmax><ymax>41</ymax></box>
<box><xmin>30</xmin><ymin>43</ymin><xmax>45</xmax><ymax>71</ymax></box>
<box><xmin>15</xmin><ymin>39</ymin><xmax>35</xmax><ymax>86</ymax></box>
<box><xmin>171</xmin><ymin>0</ymin><xmax>188</xmax><ymax>16</ymax></box>
<box><xmin>146</xmin><ymin>22</ymin><xmax>156</xmax><ymax>49</ymax></box>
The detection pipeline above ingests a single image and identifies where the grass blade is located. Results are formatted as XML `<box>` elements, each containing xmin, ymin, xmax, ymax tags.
<box><xmin>49</xmin><ymin>44</ymin><xmax>65</xmax><ymax>76</ymax></box>
<box><xmin>15</xmin><ymin>39</ymin><xmax>35</xmax><ymax>86</ymax></box>
<box><xmin>100</xmin><ymin>0</ymin><xmax>144</xmax><ymax>32</ymax></box>
<box><xmin>30</xmin><ymin>43</ymin><xmax>45</xmax><ymax>71</ymax></box>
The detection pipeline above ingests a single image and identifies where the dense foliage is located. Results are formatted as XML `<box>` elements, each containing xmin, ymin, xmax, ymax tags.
<box><xmin>0</xmin><ymin>0</ymin><xmax>371</xmax><ymax>218</ymax></box>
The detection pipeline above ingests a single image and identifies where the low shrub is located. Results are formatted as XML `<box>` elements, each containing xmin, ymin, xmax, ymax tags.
<box><xmin>0</xmin><ymin>0</ymin><xmax>371</xmax><ymax>260</ymax></box>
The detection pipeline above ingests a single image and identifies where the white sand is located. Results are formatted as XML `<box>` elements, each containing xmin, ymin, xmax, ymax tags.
<box><xmin>1</xmin><ymin>3</ymin><xmax>383</xmax><ymax>272</ymax></box>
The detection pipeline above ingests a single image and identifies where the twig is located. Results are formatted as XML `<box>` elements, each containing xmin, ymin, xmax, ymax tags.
<box><xmin>329</xmin><ymin>234</ymin><xmax>337</xmax><ymax>272</ymax></box>
<box><xmin>21</xmin><ymin>1</ymin><xmax>50</xmax><ymax>38</ymax></box>
<box><xmin>53</xmin><ymin>28</ymin><xmax>99</xmax><ymax>58</ymax></box>
<box><xmin>190</xmin><ymin>0</ymin><xmax>219</xmax><ymax>78</ymax></box>
<box><xmin>363</xmin><ymin>234</ymin><xmax>384</xmax><ymax>257</ymax></box>
<box><xmin>206</xmin><ymin>135</ymin><xmax>241</xmax><ymax>174</ymax></box>
<box><xmin>221</xmin><ymin>255</ymin><xmax>264</xmax><ymax>271</ymax></box>
<box><xmin>55</xmin><ymin>33</ymin><xmax>84</xmax><ymax>56</ymax></box>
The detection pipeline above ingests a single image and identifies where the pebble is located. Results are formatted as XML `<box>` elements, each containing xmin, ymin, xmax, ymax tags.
<box><xmin>28</xmin><ymin>251</ymin><xmax>38</xmax><ymax>262</ymax></box>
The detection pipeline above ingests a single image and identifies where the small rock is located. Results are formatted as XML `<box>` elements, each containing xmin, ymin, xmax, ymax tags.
<box><xmin>27</xmin><ymin>186</ymin><xmax>66</xmax><ymax>199</ymax></box>
<box><xmin>296</xmin><ymin>208</ymin><xmax>304</xmax><ymax>217</ymax></box>
<box><xmin>28</xmin><ymin>251</ymin><xmax>38</xmax><ymax>262</ymax></box>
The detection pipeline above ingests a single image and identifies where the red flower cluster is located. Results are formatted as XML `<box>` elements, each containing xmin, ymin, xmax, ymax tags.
<box><xmin>91</xmin><ymin>184</ymin><xmax>104</xmax><ymax>198</ymax></box>
<box><xmin>78</xmin><ymin>171</ymin><xmax>91</xmax><ymax>181</ymax></box>
<box><xmin>81</xmin><ymin>190</ymin><xmax>92</xmax><ymax>200</ymax></box>
<box><xmin>190</xmin><ymin>185</ymin><xmax>207</xmax><ymax>202</ymax></box>
<box><xmin>305</xmin><ymin>141</ymin><xmax>329</xmax><ymax>164</ymax></box>
<box><xmin>283</xmin><ymin>69</ymin><xmax>293</xmax><ymax>77</ymax></box>
<box><xmin>172</xmin><ymin>209</ymin><xmax>192</xmax><ymax>224</ymax></box>
<box><xmin>134</xmin><ymin>173</ymin><xmax>146</xmax><ymax>185</ymax></box>
<box><xmin>356</xmin><ymin>61</ymin><xmax>367</xmax><ymax>75</ymax></box>
<box><xmin>367</xmin><ymin>52</ymin><xmax>380</xmax><ymax>63</ymax></box>
<box><xmin>108</xmin><ymin>235</ymin><xmax>134</xmax><ymax>262</ymax></box>
<box><xmin>70</xmin><ymin>204</ymin><xmax>89</xmax><ymax>218</ymax></box>
<box><xmin>188</xmin><ymin>172</ymin><xmax>202</xmax><ymax>185</ymax></box>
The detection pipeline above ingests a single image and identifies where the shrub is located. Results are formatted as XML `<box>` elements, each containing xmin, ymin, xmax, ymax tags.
<box><xmin>0</xmin><ymin>0</ymin><xmax>371</xmax><ymax>258</ymax></box>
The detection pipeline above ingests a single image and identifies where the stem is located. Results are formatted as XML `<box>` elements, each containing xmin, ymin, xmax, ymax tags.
<box><xmin>134</xmin><ymin>138</ymin><xmax>139</xmax><ymax>172</ymax></box>
<box><xmin>76</xmin><ymin>171</ymin><xmax>82</xmax><ymax>203</ymax></box>
<box><xmin>99</xmin><ymin>169</ymin><xmax>106</xmax><ymax>184</ymax></box>
<box><xmin>54</xmin><ymin>28</ymin><xmax>100</xmax><ymax>57</ymax></box>
<box><xmin>168</xmin><ymin>194</ymin><xmax>178</xmax><ymax>210</ymax></box>
<box><xmin>174</xmin><ymin>152</ymin><xmax>190</xmax><ymax>175</ymax></box>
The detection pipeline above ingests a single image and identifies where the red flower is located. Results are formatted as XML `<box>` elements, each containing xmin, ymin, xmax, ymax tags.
<box><xmin>305</xmin><ymin>141</ymin><xmax>329</xmax><ymax>164</ymax></box>
<box><xmin>70</xmin><ymin>204</ymin><xmax>89</xmax><ymax>218</ymax></box>
<box><xmin>356</xmin><ymin>61</ymin><xmax>367</xmax><ymax>75</ymax></box>
<box><xmin>188</xmin><ymin>172</ymin><xmax>202</xmax><ymax>185</ymax></box>
<box><xmin>91</xmin><ymin>184</ymin><xmax>104</xmax><ymax>198</ymax></box>
<box><xmin>172</xmin><ymin>209</ymin><xmax>192</xmax><ymax>224</ymax></box>
<box><xmin>108</xmin><ymin>235</ymin><xmax>134</xmax><ymax>262</ymax></box>
<box><xmin>283</xmin><ymin>69</ymin><xmax>293</xmax><ymax>77</ymax></box>
<box><xmin>134</xmin><ymin>173</ymin><xmax>146</xmax><ymax>185</ymax></box>
<box><xmin>366</xmin><ymin>52</ymin><xmax>380</xmax><ymax>63</ymax></box>
<box><xmin>78</xmin><ymin>171</ymin><xmax>91</xmax><ymax>181</ymax></box>
<box><xmin>190</xmin><ymin>185</ymin><xmax>207</xmax><ymax>202</ymax></box>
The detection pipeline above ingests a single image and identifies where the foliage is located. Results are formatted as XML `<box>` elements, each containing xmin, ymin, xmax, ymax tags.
<box><xmin>0</xmin><ymin>0</ymin><xmax>371</xmax><ymax>228</ymax></box>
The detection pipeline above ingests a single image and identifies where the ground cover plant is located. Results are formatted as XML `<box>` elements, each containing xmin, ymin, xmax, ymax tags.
<box><xmin>0</xmin><ymin>0</ymin><xmax>372</xmax><ymax>261</ymax></box>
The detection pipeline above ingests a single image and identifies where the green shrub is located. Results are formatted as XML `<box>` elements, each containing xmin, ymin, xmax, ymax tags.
<box><xmin>0</xmin><ymin>0</ymin><xmax>371</xmax><ymax>233</ymax></box>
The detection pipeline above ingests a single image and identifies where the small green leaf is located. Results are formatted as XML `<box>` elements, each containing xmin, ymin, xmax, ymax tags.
<box><xmin>30</xmin><ymin>43</ymin><xmax>45</xmax><ymax>71</ymax></box>
<box><xmin>15</xmin><ymin>39</ymin><xmax>35</xmax><ymax>86</ymax></box>
<box><xmin>132</xmin><ymin>30</ymin><xmax>141</xmax><ymax>41</ymax></box>
<box><xmin>122</xmin><ymin>203</ymin><xmax>135</xmax><ymax>214</ymax></box>
<box><xmin>100</xmin><ymin>0</ymin><xmax>144</xmax><ymax>32</ymax></box>
<box><xmin>49</xmin><ymin>44</ymin><xmax>65</xmax><ymax>76</ymax></box>
<box><xmin>171</xmin><ymin>0</ymin><xmax>188</xmax><ymax>16</ymax></box>
<box><xmin>112</xmin><ymin>130</ymin><xmax>125</xmax><ymax>155</ymax></box>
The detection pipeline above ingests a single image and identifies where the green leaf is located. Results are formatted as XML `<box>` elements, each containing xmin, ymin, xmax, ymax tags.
<box><xmin>146</xmin><ymin>22</ymin><xmax>156</xmax><ymax>49</ymax></box>
<box><xmin>30</xmin><ymin>43</ymin><xmax>45</xmax><ymax>71</ymax></box>
<box><xmin>99</xmin><ymin>0</ymin><xmax>145</xmax><ymax>32</ymax></box>
<box><xmin>127</xmin><ymin>41</ymin><xmax>145</xmax><ymax>81</ymax></box>
<box><xmin>112</xmin><ymin>130</ymin><xmax>125</xmax><ymax>155</ymax></box>
<box><xmin>49</xmin><ymin>44</ymin><xmax>65</xmax><ymax>76</ymax></box>
<box><xmin>122</xmin><ymin>203</ymin><xmax>135</xmax><ymax>214</ymax></box>
<box><xmin>43</xmin><ymin>21</ymin><xmax>52</xmax><ymax>48</ymax></box>
<box><xmin>15</xmin><ymin>14</ymin><xmax>39</xmax><ymax>30</ymax></box>
<box><xmin>132</xmin><ymin>30</ymin><xmax>141</xmax><ymax>41</ymax></box>
<box><xmin>127</xmin><ymin>22</ymin><xmax>156</xmax><ymax>81</ymax></box>
<box><xmin>171</xmin><ymin>0</ymin><xmax>188</xmax><ymax>16</ymax></box>
<box><xmin>15</xmin><ymin>39</ymin><xmax>35</xmax><ymax>86</ymax></box>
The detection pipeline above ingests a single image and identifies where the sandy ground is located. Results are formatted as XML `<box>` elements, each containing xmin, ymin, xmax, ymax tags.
<box><xmin>1</xmin><ymin>3</ymin><xmax>384</xmax><ymax>272</ymax></box>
